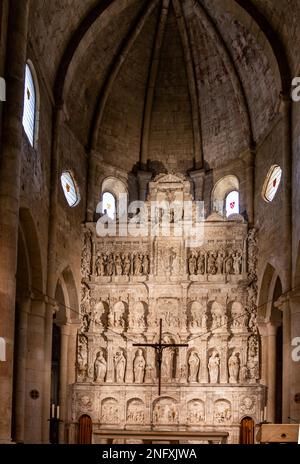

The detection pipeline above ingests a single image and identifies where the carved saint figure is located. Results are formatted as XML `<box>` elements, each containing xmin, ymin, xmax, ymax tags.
<box><xmin>197</xmin><ymin>252</ymin><xmax>205</xmax><ymax>275</ymax></box>
<box><xmin>81</xmin><ymin>314</ymin><xmax>90</xmax><ymax>333</ymax></box>
<box><xmin>168</xmin><ymin>247</ymin><xmax>177</xmax><ymax>274</ymax></box>
<box><xmin>225</xmin><ymin>254</ymin><xmax>234</xmax><ymax>274</ymax></box>
<box><xmin>161</xmin><ymin>336</ymin><xmax>174</xmax><ymax>380</ymax></box>
<box><xmin>133</xmin><ymin>349</ymin><xmax>146</xmax><ymax>384</ymax></box>
<box><xmin>134</xmin><ymin>254</ymin><xmax>143</xmax><ymax>276</ymax></box>
<box><xmin>77</xmin><ymin>337</ymin><xmax>88</xmax><ymax>381</ymax></box>
<box><xmin>122</xmin><ymin>253</ymin><xmax>131</xmax><ymax>275</ymax></box>
<box><xmin>216</xmin><ymin>252</ymin><xmax>224</xmax><ymax>274</ymax></box>
<box><xmin>94</xmin><ymin>349</ymin><xmax>107</xmax><ymax>382</ymax></box>
<box><xmin>207</xmin><ymin>252</ymin><xmax>217</xmax><ymax>275</ymax></box>
<box><xmin>188</xmin><ymin>351</ymin><xmax>200</xmax><ymax>383</ymax></box>
<box><xmin>188</xmin><ymin>253</ymin><xmax>197</xmax><ymax>275</ymax></box>
<box><xmin>208</xmin><ymin>350</ymin><xmax>220</xmax><ymax>383</ymax></box>
<box><xmin>233</xmin><ymin>252</ymin><xmax>242</xmax><ymax>275</ymax></box>
<box><xmin>106</xmin><ymin>253</ymin><xmax>114</xmax><ymax>276</ymax></box>
<box><xmin>92</xmin><ymin>307</ymin><xmax>102</xmax><ymax>333</ymax></box>
<box><xmin>228</xmin><ymin>351</ymin><xmax>240</xmax><ymax>383</ymax></box>
<box><xmin>95</xmin><ymin>252</ymin><xmax>105</xmax><ymax>276</ymax></box>
<box><xmin>114</xmin><ymin>254</ymin><xmax>123</xmax><ymax>276</ymax></box>
<box><xmin>211</xmin><ymin>301</ymin><xmax>223</xmax><ymax>330</ymax></box>
<box><xmin>114</xmin><ymin>350</ymin><xmax>126</xmax><ymax>383</ymax></box>
<box><xmin>142</xmin><ymin>254</ymin><xmax>150</xmax><ymax>275</ymax></box>
<box><xmin>81</xmin><ymin>230</ymin><xmax>92</xmax><ymax>278</ymax></box>
<box><xmin>201</xmin><ymin>312</ymin><xmax>208</xmax><ymax>330</ymax></box>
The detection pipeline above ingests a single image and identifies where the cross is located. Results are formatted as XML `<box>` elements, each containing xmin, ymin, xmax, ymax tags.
<box><xmin>133</xmin><ymin>319</ymin><xmax>188</xmax><ymax>395</ymax></box>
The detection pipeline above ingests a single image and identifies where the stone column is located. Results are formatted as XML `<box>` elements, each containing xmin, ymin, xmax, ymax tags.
<box><xmin>287</xmin><ymin>291</ymin><xmax>300</xmax><ymax>422</ymax></box>
<box><xmin>279</xmin><ymin>97</ymin><xmax>292</xmax><ymax>291</ymax></box>
<box><xmin>41</xmin><ymin>300</ymin><xmax>55</xmax><ymax>443</ymax></box>
<box><xmin>189</xmin><ymin>169</ymin><xmax>205</xmax><ymax>201</ymax></box>
<box><xmin>25</xmin><ymin>297</ymin><xmax>46</xmax><ymax>443</ymax></box>
<box><xmin>266</xmin><ymin>322</ymin><xmax>278</xmax><ymax>423</ymax></box>
<box><xmin>258</xmin><ymin>324</ymin><xmax>268</xmax><ymax>386</ymax></box>
<box><xmin>240</xmin><ymin>149</ymin><xmax>255</xmax><ymax>224</ymax></box>
<box><xmin>67</xmin><ymin>323</ymin><xmax>81</xmax><ymax>387</ymax></box>
<box><xmin>275</xmin><ymin>295</ymin><xmax>291</xmax><ymax>422</ymax></box>
<box><xmin>59</xmin><ymin>324</ymin><xmax>70</xmax><ymax>444</ymax></box>
<box><xmin>0</xmin><ymin>0</ymin><xmax>9</xmax><ymax>141</ymax></box>
<box><xmin>86</xmin><ymin>150</ymin><xmax>101</xmax><ymax>222</ymax></box>
<box><xmin>137</xmin><ymin>171</ymin><xmax>152</xmax><ymax>201</ymax></box>
<box><xmin>0</xmin><ymin>0</ymin><xmax>30</xmax><ymax>443</ymax></box>
<box><xmin>14</xmin><ymin>297</ymin><xmax>30</xmax><ymax>443</ymax></box>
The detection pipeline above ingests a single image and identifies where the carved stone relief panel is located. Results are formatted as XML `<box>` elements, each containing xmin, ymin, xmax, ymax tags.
<box><xmin>153</xmin><ymin>398</ymin><xmax>179</xmax><ymax>425</ymax></box>
<box><xmin>214</xmin><ymin>399</ymin><xmax>232</xmax><ymax>424</ymax></box>
<box><xmin>127</xmin><ymin>399</ymin><xmax>145</xmax><ymax>424</ymax></box>
<box><xmin>101</xmin><ymin>398</ymin><xmax>119</xmax><ymax>425</ymax></box>
<box><xmin>187</xmin><ymin>400</ymin><xmax>205</xmax><ymax>424</ymax></box>
<box><xmin>240</xmin><ymin>396</ymin><xmax>256</xmax><ymax>415</ymax></box>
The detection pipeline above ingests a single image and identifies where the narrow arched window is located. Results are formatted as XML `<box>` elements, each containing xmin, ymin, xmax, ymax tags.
<box><xmin>22</xmin><ymin>63</ymin><xmax>38</xmax><ymax>146</ymax></box>
<box><xmin>102</xmin><ymin>192</ymin><xmax>116</xmax><ymax>219</ymax></box>
<box><xmin>262</xmin><ymin>165</ymin><xmax>282</xmax><ymax>203</ymax></box>
<box><xmin>225</xmin><ymin>190</ymin><xmax>239</xmax><ymax>217</ymax></box>
<box><xmin>60</xmin><ymin>171</ymin><xmax>81</xmax><ymax>207</ymax></box>
<box><xmin>211</xmin><ymin>175</ymin><xmax>240</xmax><ymax>217</ymax></box>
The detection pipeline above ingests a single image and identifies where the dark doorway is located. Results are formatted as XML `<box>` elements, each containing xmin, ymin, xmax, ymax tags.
<box><xmin>240</xmin><ymin>417</ymin><xmax>255</xmax><ymax>444</ymax></box>
<box><xmin>78</xmin><ymin>415</ymin><xmax>92</xmax><ymax>444</ymax></box>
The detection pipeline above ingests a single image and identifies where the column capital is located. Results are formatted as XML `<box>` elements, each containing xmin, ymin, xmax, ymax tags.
<box><xmin>266</xmin><ymin>321</ymin><xmax>281</xmax><ymax>336</ymax></box>
<box><xmin>189</xmin><ymin>168</ymin><xmax>205</xmax><ymax>181</ymax></box>
<box><xmin>274</xmin><ymin>289</ymin><xmax>300</xmax><ymax>312</ymax></box>
<box><xmin>274</xmin><ymin>294</ymin><xmax>289</xmax><ymax>311</ymax></box>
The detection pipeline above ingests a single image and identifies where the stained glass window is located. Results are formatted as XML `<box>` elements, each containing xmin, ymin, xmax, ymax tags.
<box><xmin>225</xmin><ymin>190</ymin><xmax>239</xmax><ymax>217</ymax></box>
<box><xmin>22</xmin><ymin>64</ymin><xmax>36</xmax><ymax>146</ymax></box>
<box><xmin>60</xmin><ymin>171</ymin><xmax>81</xmax><ymax>207</ymax></box>
<box><xmin>262</xmin><ymin>165</ymin><xmax>282</xmax><ymax>202</ymax></box>
<box><xmin>102</xmin><ymin>192</ymin><xmax>116</xmax><ymax>219</ymax></box>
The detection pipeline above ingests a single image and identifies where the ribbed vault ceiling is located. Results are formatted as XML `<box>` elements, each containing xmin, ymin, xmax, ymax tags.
<box><xmin>30</xmin><ymin>0</ymin><xmax>294</xmax><ymax>173</ymax></box>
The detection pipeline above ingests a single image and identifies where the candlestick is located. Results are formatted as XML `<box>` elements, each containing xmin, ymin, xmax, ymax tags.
<box><xmin>56</xmin><ymin>405</ymin><xmax>59</xmax><ymax>420</ymax></box>
<box><xmin>263</xmin><ymin>406</ymin><xmax>267</xmax><ymax>422</ymax></box>
<box><xmin>51</xmin><ymin>403</ymin><xmax>55</xmax><ymax>418</ymax></box>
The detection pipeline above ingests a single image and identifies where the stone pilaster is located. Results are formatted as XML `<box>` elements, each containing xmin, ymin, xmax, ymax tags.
<box><xmin>59</xmin><ymin>324</ymin><xmax>70</xmax><ymax>444</ymax></box>
<box><xmin>0</xmin><ymin>0</ymin><xmax>30</xmax><ymax>443</ymax></box>
<box><xmin>275</xmin><ymin>294</ymin><xmax>291</xmax><ymax>422</ymax></box>
<box><xmin>137</xmin><ymin>171</ymin><xmax>152</xmax><ymax>201</ymax></box>
<box><xmin>189</xmin><ymin>169</ymin><xmax>205</xmax><ymax>201</ymax></box>
<box><xmin>14</xmin><ymin>297</ymin><xmax>30</xmax><ymax>443</ymax></box>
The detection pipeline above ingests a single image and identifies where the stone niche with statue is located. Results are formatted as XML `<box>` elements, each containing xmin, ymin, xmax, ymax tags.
<box><xmin>69</xmin><ymin>173</ymin><xmax>264</xmax><ymax>444</ymax></box>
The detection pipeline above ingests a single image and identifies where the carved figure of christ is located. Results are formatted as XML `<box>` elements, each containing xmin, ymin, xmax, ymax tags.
<box><xmin>133</xmin><ymin>319</ymin><xmax>188</xmax><ymax>395</ymax></box>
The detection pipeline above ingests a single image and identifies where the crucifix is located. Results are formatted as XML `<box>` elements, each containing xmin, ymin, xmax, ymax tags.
<box><xmin>133</xmin><ymin>319</ymin><xmax>188</xmax><ymax>395</ymax></box>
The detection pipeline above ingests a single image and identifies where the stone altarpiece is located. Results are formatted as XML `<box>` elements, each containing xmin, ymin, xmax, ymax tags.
<box><xmin>68</xmin><ymin>174</ymin><xmax>264</xmax><ymax>444</ymax></box>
